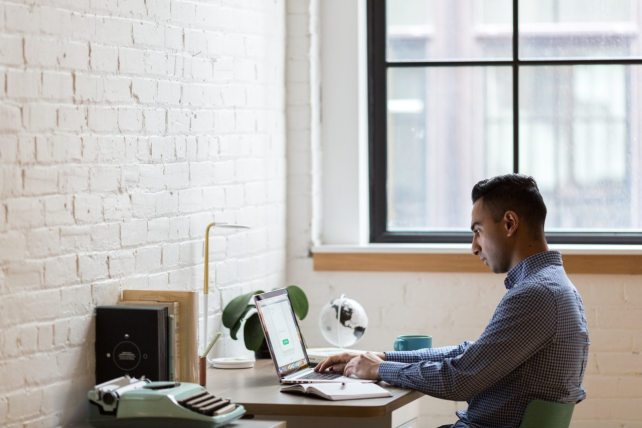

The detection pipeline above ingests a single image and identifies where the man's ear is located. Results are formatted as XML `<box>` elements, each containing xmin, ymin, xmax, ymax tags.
<box><xmin>503</xmin><ymin>210</ymin><xmax>519</xmax><ymax>237</ymax></box>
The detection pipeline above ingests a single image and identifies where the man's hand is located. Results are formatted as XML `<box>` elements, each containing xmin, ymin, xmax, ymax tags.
<box><xmin>314</xmin><ymin>351</ymin><xmax>386</xmax><ymax>375</ymax></box>
<box><xmin>343</xmin><ymin>352</ymin><xmax>384</xmax><ymax>380</ymax></box>
<box><xmin>314</xmin><ymin>352</ymin><xmax>359</xmax><ymax>374</ymax></box>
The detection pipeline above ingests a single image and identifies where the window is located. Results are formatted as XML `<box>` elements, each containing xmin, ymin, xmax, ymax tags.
<box><xmin>369</xmin><ymin>0</ymin><xmax>642</xmax><ymax>244</ymax></box>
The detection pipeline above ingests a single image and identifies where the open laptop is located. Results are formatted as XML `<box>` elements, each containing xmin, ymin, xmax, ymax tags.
<box><xmin>254</xmin><ymin>289</ymin><xmax>371</xmax><ymax>384</ymax></box>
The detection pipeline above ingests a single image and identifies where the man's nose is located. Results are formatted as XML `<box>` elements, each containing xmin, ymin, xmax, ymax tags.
<box><xmin>471</xmin><ymin>238</ymin><xmax>480</xmax><ymax>256</ymax></box>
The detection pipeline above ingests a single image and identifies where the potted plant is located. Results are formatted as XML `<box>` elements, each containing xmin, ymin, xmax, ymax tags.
<box><xmin>222</xmin><ymin>285</ymin><xmax>309</xmax><ymax>357</ymax></box>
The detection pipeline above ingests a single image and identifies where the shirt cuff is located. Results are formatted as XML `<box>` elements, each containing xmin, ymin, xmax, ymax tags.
<box><xmin>378</xmin><ymin>361</ymin><xmax>408</xmax><ymax>383</ymax></box>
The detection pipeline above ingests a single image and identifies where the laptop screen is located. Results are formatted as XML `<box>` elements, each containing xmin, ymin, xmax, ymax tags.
<box><xmin>254</xmin><ymin>289</ymin><xmax>308</xmax><ymax>377</ymax></box>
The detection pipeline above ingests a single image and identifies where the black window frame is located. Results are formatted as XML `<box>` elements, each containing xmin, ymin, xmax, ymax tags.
<box><xmin>368</xmin><ymin>0</ymin><xmax>642</xmax><ymax>245</ymax></box>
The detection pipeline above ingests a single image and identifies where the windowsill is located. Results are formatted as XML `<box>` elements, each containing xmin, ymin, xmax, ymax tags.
<box><xmin>312</xmin><ymin>244</ymin><xmax>642</xmax><ymax>274</ymax></box>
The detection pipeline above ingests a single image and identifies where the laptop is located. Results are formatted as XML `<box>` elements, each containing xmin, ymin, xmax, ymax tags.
<box><xmin>254</xmin><ymin>289</ymin><xmax>370</xmax><ymax>384</ymax></box>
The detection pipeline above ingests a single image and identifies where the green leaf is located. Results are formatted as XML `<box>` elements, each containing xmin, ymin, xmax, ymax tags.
<box><xmin>230</xmin><ymin>319</ymin><xmax>242</xmax><ymax>340</ymax></box>
<box><xmin>222</xmin><ymin>291</ymin><xmax>255</xmax><ymax>328</ymax></box>
<box><xmin>243</xmin><ymin>312</ymin><xmax>265</xmax><ymax>351</ymax></box>
<box><xmin>229</xmin><ymin>306</ymin><xmax>252</xmax><ymax>340</ymax></box>
<box><xmin>286</xmin><ymin>285</ymin><xmax>308</xmax><ymax>320</ymax></box>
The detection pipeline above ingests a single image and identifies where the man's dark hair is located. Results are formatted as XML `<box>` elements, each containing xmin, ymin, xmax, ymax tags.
<box><xmin>472</xmin><ymin>174</ymin><xmax>547</xmax><ymax>228</ymax></box>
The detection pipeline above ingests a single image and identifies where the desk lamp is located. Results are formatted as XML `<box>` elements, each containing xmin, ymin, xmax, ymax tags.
<box><xmin>199</xmin><ymin>222</ymin><xmax>249</xmax><ymax>386</ymax></box>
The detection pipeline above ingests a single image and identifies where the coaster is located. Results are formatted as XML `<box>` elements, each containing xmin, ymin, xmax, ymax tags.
<box><xmin>209</xmin><ymin>356</ymin><xmax>255</xmax><ymax>369</ymax></box>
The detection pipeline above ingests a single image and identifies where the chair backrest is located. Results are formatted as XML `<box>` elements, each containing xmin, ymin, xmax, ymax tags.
<box><xmin>519</xmin><ymin>399</ymin><xmax>575</xmax><ymax>428</ymax></box>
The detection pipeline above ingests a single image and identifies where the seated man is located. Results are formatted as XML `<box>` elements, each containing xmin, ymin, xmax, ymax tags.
<box><xmin>316</xmin><ymin>174</ymin><xmax>589</xmax><ymax>428</ymax></box>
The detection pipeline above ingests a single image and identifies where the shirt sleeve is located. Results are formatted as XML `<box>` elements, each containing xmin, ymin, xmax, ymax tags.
<box><xmin>384</xmin><ymin>341</ymin><xmax>473</xmax><ymax>363</ymax></box>
<box><xmin>379</xmin><ymin>284</ymin><xmax>557</xmax><ymax>401</ymax></box>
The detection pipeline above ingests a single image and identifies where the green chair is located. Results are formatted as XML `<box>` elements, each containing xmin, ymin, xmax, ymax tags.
<box><xmin>519</xmin><ymin>399</ymin><xmax>575</xmax><ymax>428</ymax></box>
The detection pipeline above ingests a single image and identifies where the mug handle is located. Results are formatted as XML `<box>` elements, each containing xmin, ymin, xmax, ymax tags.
<box><xmin>395</xmin><ymin>338</ymin><xmax>406</xmax><ymax>351</ymax></box>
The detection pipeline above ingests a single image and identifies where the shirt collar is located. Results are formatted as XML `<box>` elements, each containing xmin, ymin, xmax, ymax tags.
<box><xmin>504</xmin><ymin>250</ymin><xmax>563</xmax><ymax>290</ymax></box>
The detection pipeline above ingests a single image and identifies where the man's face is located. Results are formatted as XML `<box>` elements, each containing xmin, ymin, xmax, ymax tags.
<box><xmin>470</xmin><ymin>198</ymin><xmax>512</xmax><ymax>273</ymax></box>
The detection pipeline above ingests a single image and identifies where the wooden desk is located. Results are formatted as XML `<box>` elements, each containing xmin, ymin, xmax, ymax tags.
<box><xmin>207</xmin><ymin>360</ymin><xmax>423</xmax><ymax>428</ymax></box>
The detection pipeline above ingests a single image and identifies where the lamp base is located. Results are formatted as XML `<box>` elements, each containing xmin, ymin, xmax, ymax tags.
<box><xmin>209</xmin><ymin>357</ymin><xmax>255</xmax><ymax>369</ymax></box>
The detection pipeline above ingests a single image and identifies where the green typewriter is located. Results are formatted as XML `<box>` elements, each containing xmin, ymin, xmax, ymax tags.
<box><xmin>88</xmin><ymin>376</ymin><xmax>245</xmax><ymax>428</ymax></box>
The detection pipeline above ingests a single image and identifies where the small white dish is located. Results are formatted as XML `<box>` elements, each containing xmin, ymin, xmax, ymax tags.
<box><xmin>209</xmin><ymin>356</ymin><xmax>255</xmax><ymax>369</ymax></box>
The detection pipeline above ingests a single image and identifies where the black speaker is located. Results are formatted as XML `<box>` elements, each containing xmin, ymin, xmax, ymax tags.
<box><xmin>95</xmin><ymin>305</ymin><xmax>169</xmax><ymax>384</ymax></box>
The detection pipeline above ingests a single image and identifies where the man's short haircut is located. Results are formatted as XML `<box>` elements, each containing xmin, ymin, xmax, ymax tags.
<box><xmin>472</xmin><ymin>174</ymin><xmax>547</xmax><ymax>228</ymax></box>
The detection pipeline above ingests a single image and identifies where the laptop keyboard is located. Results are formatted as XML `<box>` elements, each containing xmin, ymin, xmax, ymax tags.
<box><xmin>297</xmin><ymin>371</ymin><xmax>343</xmax><ymax>381</ymax></box>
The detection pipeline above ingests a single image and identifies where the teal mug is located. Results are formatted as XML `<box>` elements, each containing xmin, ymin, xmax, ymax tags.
<box><xmin>393</xmin><ymin>335</ymin><xmax>432</xmax><ymax>351</ymax></box>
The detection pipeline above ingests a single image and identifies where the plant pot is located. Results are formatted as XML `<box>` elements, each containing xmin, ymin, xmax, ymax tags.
<box><xmin>254</xmin><ymin>340</ymin><xmax>271</xmax><ymax>359</ymax></box>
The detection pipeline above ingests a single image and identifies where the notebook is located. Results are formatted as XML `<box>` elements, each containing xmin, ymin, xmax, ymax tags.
<box><xmin>254</xmin><ymin>289</ymin><xmax>372</xmax><ymax>384</ymax></box>
<box><xmin>280</xmin><ymin>382</ymin><xmax>392</xmax><ymax>401</ymax></box>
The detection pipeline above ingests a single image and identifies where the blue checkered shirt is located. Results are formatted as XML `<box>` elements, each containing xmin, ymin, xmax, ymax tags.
<box><xmin>379</xmin><ymin>251</ymin><xmax>589</xmax><ymax>428</ymax></box>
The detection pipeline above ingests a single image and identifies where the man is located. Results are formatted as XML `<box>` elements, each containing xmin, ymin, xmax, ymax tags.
<box><xmin>315</xmin><ymin>174</ymin><xmax>589</xmax><ymax>428</ymax></box>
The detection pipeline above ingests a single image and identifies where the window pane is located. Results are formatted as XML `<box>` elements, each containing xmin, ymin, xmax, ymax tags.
<box><xmin>386</xmin><ymin>0</ymin><xmax>512</xmax><ymax>61</ymax></box>
<box><xmin>519</xmin><ymin>65</ymin><xmax>642</xmax><ymax>231</ymax></box>
<box><xmin>519</xmin><ymin>0</ymin><xmax>642</xmax><ymax>59</ymax></box>
<box><xmin>387</xmin><ymin>67</ymin><xmax>513</xmax><ymax>231</ymax></box>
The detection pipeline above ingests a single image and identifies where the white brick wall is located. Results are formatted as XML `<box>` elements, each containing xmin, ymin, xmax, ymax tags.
<box><xmin>0</xmin><ymin>0</ymin><xmax>286</xmax><ymax>426</ymax></box>
<box><xmin>285</xmin><ymin>1</ymin><xmax>642</xmax><ymax>427</ymax></box>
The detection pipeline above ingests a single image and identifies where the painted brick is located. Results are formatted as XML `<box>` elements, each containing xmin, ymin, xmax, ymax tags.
<box><xmin>4</xmin><ymin>261</ymin><xmax>43</xmax><ymax>292</ymax></box>
<box><xmin>0</xmin><ymin>34</ymin><xmax>23</xmax><ymax>66</ymax></box>
<box><xmin>96</xmin><ymin>17</ymin><xmax>133</xmax><ymax>46</ymax></box>
<box><xmin>60</xmin><ymin>286</ymin><xmax>91</xmax><ymax>317</ymax></box>
<box><xmin>0</xmin><ymin>105</ymin><xmax>21</xmax><ymax>132</ymax></box>
<box><xmin>36</xmin><ymin>135</ymin><xmax>82</xmax><ymax>163</ymax></box>
<box><xmin>103</xmin><ymin>76</ymin><xmax>132</xmax><ymax>102</ymax></box>
<box><xmin>23</xmin><ymin>166</ymin><xmax>58</xmax><ymax>195</ymax></box>
<box><xmin>17</xmin><ymin>137</ymin><xmax>36</xmax><ymax>163</ymax></box>
<box><xmin>143</xmin><ymin>109</ymin><xmax>166</xmax><ymax>133</ymax></box>
<box><xmin>24</xmin><ymin>104</ymin><xmax>57</xmax><ymax>131</ymax></box>
<box><xmin>108</xmin><ymin>250</ymin><xmax>135</xmax><ymax>277</ymax></box>
<box><xmin>7</xmin><ymin>198</ymin><xmax>45</xmax><ymax>229</ymax></box>
<box><xmin>4</xmin><ymin>3</ymin><xmax>39</xmax><ymax>33</ymax></box>
<box><xmin>144</xmin><ymin>50</ymin><xmax>168</xmax><ymax>76</ymax></box>
<box><xmin>78</xmin><ymin>253</ymin><xmax>108</xmax><ymax>282</ymax></box>
<box><xmin>43</xmin><ymin>195</ymin><xmax>74</xmax><ymax>226</ymax></box>
<box><xmin>90</xmin><ymin>43</ymin><xmax>119</xmax><ymax>72</ymax></box>
<box><xmin>75</xmin><ymin>73</ymin><xmax>103</xmax><ymax>103</ymax></box>
<box><xmin>168</xmin><ymin>217</ymin><xmax>190</xmax><ymax>240</ymax></box>
<box><xmin>88</xmin><ymin>106</ymin><xmax>118</xmax><ymax>132</ymax></box>
<box><xmin>165</xmin><ymin>163</ymin><xmax>189</xmax><ymax>190</ymax></box>
<box><xmin>39</xmin><ymin>5</ymin><xmax>73</xmax><ymax>37</ymax></box>
<box><xmin>161</xmin><ymin>243</ymin><xmax>180</xmax><ymax>267</ymax></box>
<box><xmin>148</xmin><ymin>217</ymin><xmax>170</xmax><ymax>243</ymax></box>
<box><xmin>0</xmin><ymin>1</ymin><xmax>290</xmax><ymax>427</ymax></box>
<box><xmin>178</xmin><ymin>188</ymin><xmax>203</xmax><ymax>213</ymax></box>
<box><xmin>134</xmin><ymin>246</ymin><xmax>161</xmax><ymax>273</ymax></box>
<box><xmin>89</xmin><ymin>165</ymin><xmax>121</xmax><ymax>192</ymax></box>
<box><xmin>42</xmin><ymin>71</ymin><xmax>74</xmax><ymax>100</ymax></box>
<box><xmin>73</xmin><ymin>194</ymin><xmax>103</xmax><ymax>224</ymax></box>
<box><xmin>131</xmin><ymin>78</ymin><xmax>157</xmax><ymax>103</ymax></box>
<box><xmin>157</xmin><ymin>80</ymin><xmax>181</xmax><ymax>104</ymax></box>
<box><xmin>121</xmin><ymin>219</ymin><xmax>148</xmax><ymax>246</ymax></box>
<box><xmin>82</xmin><ymin>136</ymin><xmax>127</xmax><ymax>163</ymax></box>
<box><xmin>26</xmin><ymin>228</ymin><xmax>61</xmax><ymax>258</ymax></box>
<box><xmin>60</xmin><ymin>41</ymin><xmax>90</xmax><ymax>70</ymax></box>
<box><xmin>7</xmin><ymin>70</ymin><xmax>40</xmax><ymax>99</ymax></box>
<box><xmin>44</xmin><ymin>254</ymin><xmax>77</xmax><ymax>287</ymax></box>
<box><xmin>147</xmin><ymin>0</ymin><xmax>171</xmax><ymax>21</ymax></box>
<box><xmin>138</xmin><ymin>164</ymin><xmax>166</xmax><ymax>191</ymax></box>
<box><xmin>103</xmin><ymin>194</ymin><xmax>132</xmax><ymax>221</ymax></box>
<box><xmin>7</xmin><ymin>389</ymin><xmax>41</xmax><ymax>421</ymax></box>
<box><xmin>59</xmin><ymin>165</ymin><xmax>90</xmax><ymax>193</ymax></box>
<box><xmin>0</xmin><ymin>135</ymin><xmax>18</xmax><ymax>164</ymax></box>
<box><xmin>133</xmin><ymin>22</ymin><xmax>164</xmax><ymax>47</ymax></box>
<box><xmin>90</xmin><ymin>223</ymin><xmax>120</xmax><ymax>252</ymax></box>
<box><xmin>58</xmin><ymin>106</ymin><xmax>88</xmax><ymax>132</ymax></box>
<box><xmin>0</xmin><ymin>231</ymin><xmax>27</xmax><ymax>262</ymax></box>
